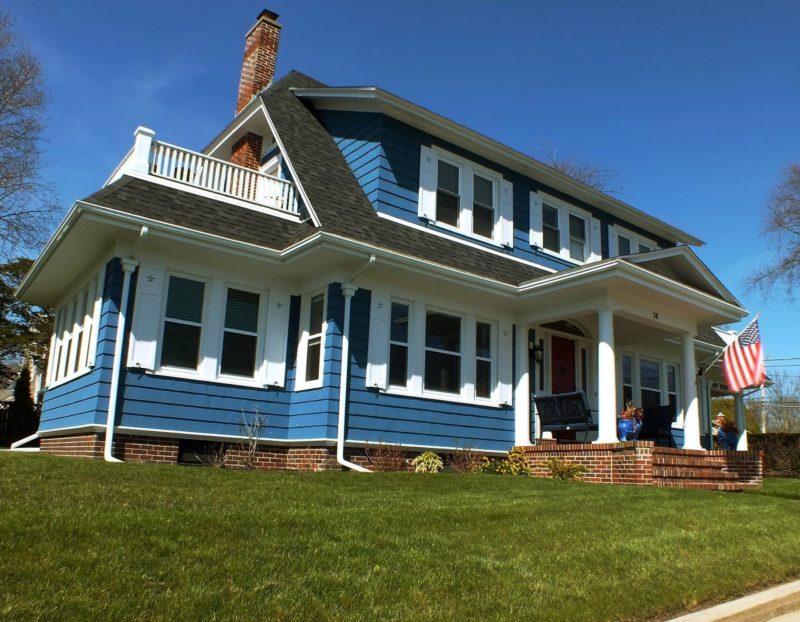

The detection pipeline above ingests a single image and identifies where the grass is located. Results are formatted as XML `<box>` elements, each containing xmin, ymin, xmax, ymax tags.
<box><xmin>1</xmin><ymin>454</ymin><xmax>799</xmax><ymax>621</ymax></box>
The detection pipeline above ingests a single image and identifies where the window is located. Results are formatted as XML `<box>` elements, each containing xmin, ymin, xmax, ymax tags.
<box><xmin>622</xmin><ymin>354</ymin><xmax>633</xmax><ymax>406</ymax></box>
<box><xmin>304</xmin><ymin>293</ymin><xmax>325</xmax><ymax>383</ymax></box>
<box><xmin>611</xmin><ymin>225</ymin><xmax>657</xmax><ymax>257</ymax></box>
<box><xmin>47</xmin><ymin>271</ymin><xmax>102</xmax><ymax>386</ymax></box>
<box><xmin>568</xmin><ymin>213</ymin><xmax>586</xmax><ymax>261</ymax></box>
<box><xmin>161</xmin><ymin>276</ymin><xmax>205</xmax><ymax>370</ymax></box>
<box><xmin>620</xmin><ymin>352</ymin><xmax>681</xmax><ymax>419</ymax></box>
<box><xmin>639</xmin><ymin>358</ymin><xmax>661</xmax><ymax>409</ymax></box>
<box><xmin>220</xmin><ymin>288</ymin><xmax>260</xmax><ymax>377</ymax></box>
<box><xmin>475</xmin><ymin>321</ymin><xmax>492</xmax><ymax>399</ymax></box>
<box><xmin>425</xmin><ymin>311</ymin><xmax>461</xmax><ymax>394</ymax></box>
<box><xmin>542</xmin><ymin>204</ymin><xmax>560</xmax><ymax>253</ymax></box>
<box><xmin>472</xmin><ymin>175</ymin><xmax>495</xmax><ymax>238</ymax></box>
<box><xmin>531</xmin><ymin>192</ymin><xmax>596</xmax><ymax>263</ymax></box>
<box><xmin>667</xmin><ymin>364</ymin><xmax>679</xmax><ymax>416</ymax></box>
<box><xmin>420</xmin><ymin>146</ymin><xmax>511</xmax><ymax>245</ymax></box>
<box><xmin>436</xmin><ymin>160</ymin><xmax>460</xmax><ymax>227</ymax></box>
<box><xmin>389</xmin><ymin>302</ymin><xmax>409</xmax><ymax>387</ymax></box>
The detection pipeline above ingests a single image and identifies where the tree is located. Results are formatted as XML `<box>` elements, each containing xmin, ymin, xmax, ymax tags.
<box><xmin>6</xmin><ymin>365</ymin><xmax>36</xmax><ymax>443</ymax></box>
<box><xmin>747</xmin><ymin>163</ymin><xmax>800</xmax><ymax>299</ymax></box>
<box><xmin>0</xmin><ymin>257</ymin><xmax>52</xmax><ymax>381</ymax></box>
<box><xmin>761</xmin><ymin>371</ymin><xmax>800</xmax><ymax>433</ymax></box>
<box><xmin>539</xmin><ymin>144</ymin><xmax>621</xmax><ymax>195</ymax></box>
<box><xmin>0</xmin><ymin>11</ymin><xmax>57</xmax><ymax>258</ymax></box>
<box><xmin>711</xmin><ymin>396</ymin><xmax>762</xmax><ymax>434</ymax></box>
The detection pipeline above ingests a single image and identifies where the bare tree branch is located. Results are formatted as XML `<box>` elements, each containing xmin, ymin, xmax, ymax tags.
<box><xmin>538</xmin><ymin>144</ymin><xmax>622</xmax><ymax>195</ymax></box>
<box><xmin>746</xmin><ymin>163</ymin><xmax>800</xmax><ymax>300</ymax></box>
<box><xmin>0</xmin><ymin>11</ymin><xmax>58</xmax><ymax>259</ymax></box>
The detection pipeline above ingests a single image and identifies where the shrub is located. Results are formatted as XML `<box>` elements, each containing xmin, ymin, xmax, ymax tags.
<box><xmin>412</xmin><ymin>451</ymin><xmax>443</xmax><ymax>473</ymax></box>
<box><xmin>364</xmin><ymin>442</ymin><xmax>407</xmax><ymax>471</ymax></box>
<box><xmin>538</xmin><ymin>457</ymin><xmax>586</xmax><ymax>481</ymax></box>
<box><xmin>749</xmin><ymin>434</ymin><xmax>800</xmax><ymax>477</ymax></box>
<box><xmin>495</xmin><ymin>447</ymin><xmax>531</xmax><ymax>476</ymax></box>
<box><xmin>449</xmin><ymin>445</ymin><xmax>486</xmax><ymax>473</ymax></box>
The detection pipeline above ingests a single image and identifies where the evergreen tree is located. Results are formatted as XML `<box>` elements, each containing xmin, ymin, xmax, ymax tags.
<box><xmin>7</xmin><ymin>366</ymin><xmax>36</xmax><ymax>443</ymax></box>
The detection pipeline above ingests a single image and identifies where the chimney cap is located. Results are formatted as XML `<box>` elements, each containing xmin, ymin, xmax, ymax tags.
<box><xmin>245</xmin><ymin>9</ymin><xmax>281</xmax><ymax>39</ymax></box>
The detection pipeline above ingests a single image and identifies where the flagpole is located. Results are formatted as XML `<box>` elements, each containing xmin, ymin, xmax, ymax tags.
<box><xmin>701</xmin><ymin>311</ymin><xmax>761</xmax><ymax>377</ymax></box>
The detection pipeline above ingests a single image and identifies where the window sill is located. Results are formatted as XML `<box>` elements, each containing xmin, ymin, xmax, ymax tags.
<box><xmin>380</xmin><ymin>385</ymin><xmax>504</xmax><ymax>409</ymax></box>
<box><xmin>294</xmin><ymin>380</ymin><xmax>324</xmax><ymax>392</ymax></box>
<box><xmin>426</xmin><ymin>218</ymin><xmax>505</xmax><ymax>249</ymax></box>
<box><xmin>533</xmin><ymin>245</ymin><xmax>585</xmax><ymax>266</ymax></box>
<box><xmin>144</xmin><ymin>367</ymin><xmax>268</xmax><ymax>389</ymax></box>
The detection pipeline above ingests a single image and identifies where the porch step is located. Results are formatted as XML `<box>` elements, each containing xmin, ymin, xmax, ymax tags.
<box><xmin>654</xmin><ymin>481</ymin><xmax>745</xmax><ymax>492</ymax></box>
<box><xmin>653</xmin><ymin>466</ymin><xmax>739</xmax><ymax>481</ymax></box>
<box><xmin>653</xmin><ymin>455</ymin><xmax>727</xmax><ymax>469</ymax></box>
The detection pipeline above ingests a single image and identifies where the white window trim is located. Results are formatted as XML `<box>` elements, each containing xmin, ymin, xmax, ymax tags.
<box><xmin>618</xmin><ymin>351</ymin><xmax>682</xmax><ymax>426</ymax></box>
<box><xmin>46</xmin><ymin>270</ymin><xmax>104</xmax><ymax>389</ymax></box>
<box><xmin>610</xmin><ymin>224</ymin><xmax>658</xmax><ymax>257</ymax></box>
<box><xmin>383</xmin><ymin>299</ymin><xmax>502</xmax><ymax>407</ymax></box>
<box><xmin>295</xmin><ymin>290</ymin><xmax>327</xmax><ymax>391</ymax></box>
<box><xmin>432</xmin><ymin>146</ymin><xmax>505</xmax><ymax>246</ymax></box>
<box><xmin>536</xmin><ymin>192</ymin><xmax>594</xmax><ymax>264</ymax></box>
<box><xmin>153</xmin><ymin>272</ymin><xmax>271</xmax><ymax>386</ymax></box>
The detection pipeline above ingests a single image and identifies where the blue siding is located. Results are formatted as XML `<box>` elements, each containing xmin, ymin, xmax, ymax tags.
<box><xmin>39</xmin><ymin>259</ymin><xmax>122</xmax><ymax>432</ymax></box>
<box><xmin>319</xmin><ymin>110</ymin><xmax>674</xmax><ymax>271</ymax></box>
<box><xmin>343</xmin><ymin>288</ymin><xmax>515</xmax><ymax>452</ymax></box>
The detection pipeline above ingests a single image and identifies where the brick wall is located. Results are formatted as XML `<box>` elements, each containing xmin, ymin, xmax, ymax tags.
<box><xmin>113</xmin><ymin>435</ymin><xmax>179</xmax><ymax>464</ymax></box>
<box><xmin>520</xmin><ymin>441</ymin><xmax>654</xmax><ymax>485</ymax></box>
<box><xmin>230</xmin><ymin>132</ymin><xmax>264</xmax><ymax>170</ymax></box>
<box><xmin>40</xmin><ymin>434</ymin><xmax>103</xmax><ymax>459</ymax></box>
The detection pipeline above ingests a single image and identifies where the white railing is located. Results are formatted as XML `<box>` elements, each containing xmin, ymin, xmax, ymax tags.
<box><xmin>106</xmin><ymin>127</ymin><xmax>299</xmax><ymax>215</ymax></box>
<box><xmin>149</xmin><ymin>141</ymin><xmax>298</xmax><ymax>214</ymax></box>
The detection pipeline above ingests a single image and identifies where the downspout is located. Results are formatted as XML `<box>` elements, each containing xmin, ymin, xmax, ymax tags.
<box><xmin>336</xmin><ymin>255</ymin><xmax>376</xmax><ymax>472</ymax></box>
<box><xmin>103</xmin><ymin>258</ymin><xmax>139</xmax><ymax>462</ymax></box>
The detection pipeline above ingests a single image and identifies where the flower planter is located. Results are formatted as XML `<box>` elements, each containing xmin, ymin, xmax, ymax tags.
<box><xmin>617</xmin><ymin>418</ymin><xmax>642</xmax><ymax>442</ymax></box>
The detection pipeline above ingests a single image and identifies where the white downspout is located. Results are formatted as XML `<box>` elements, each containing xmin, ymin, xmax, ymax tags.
<box><xmin>336</xmin><ymin>255</ymin><xmax>376</xmax><ymax>472</ymax></box>
<box><xmin>104</xmin><ymin>258</ymin><xmax>139</xmax><ymax>463</ymax></box>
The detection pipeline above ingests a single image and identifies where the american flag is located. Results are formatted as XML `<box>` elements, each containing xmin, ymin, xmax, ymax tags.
<box><xmin>723</xmin><ymin>319</ymin><xmax>766</xmax><ymax>393</ymax></box>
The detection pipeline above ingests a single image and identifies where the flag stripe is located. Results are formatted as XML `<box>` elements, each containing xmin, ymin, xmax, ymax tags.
<box><xmin>723</xmin><ymin>319</ymin><xmax>765</xmax><ymax>393</ymax></box>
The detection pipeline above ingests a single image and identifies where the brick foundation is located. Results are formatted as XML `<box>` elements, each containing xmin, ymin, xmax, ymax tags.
<box><xmin>518</xmin><ymin>442</ymin><xmax>764</xmax><ymax>491</ymax></box>
<box><xmin>40</xmin><ymin>433</ymin><xmax>340</xmax><ymax>471</ymax></box>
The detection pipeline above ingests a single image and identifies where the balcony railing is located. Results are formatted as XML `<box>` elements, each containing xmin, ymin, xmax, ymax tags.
<box><xmin>106</xmin><ymin>127</ymin><xmax>299</xmax><ymax>215</ymax></box>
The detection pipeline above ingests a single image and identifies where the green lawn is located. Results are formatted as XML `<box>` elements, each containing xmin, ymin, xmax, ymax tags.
<box><xmin>1</xmin><ymin>454</ymin><xmax>798</xmax><ymax>621</ymax></box>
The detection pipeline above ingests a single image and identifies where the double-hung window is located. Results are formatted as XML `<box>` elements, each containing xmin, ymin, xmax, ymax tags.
<box><xmin>619</xmin><ymin>352</ymin><xmax>681</xmax><ymax>419</ymax></box>
<box><xmin>220</xmin><ymin>288</ymin><xmax>260</xmax><ymax>378</ymax></box>
<box><xmin>475</xmin><ymin>321</ymin><xmax>493</xmax><ymax>399</ymax></box>
<box><xmin>424</xmin><ymin>311</ymin><xmax>461</xmax><ymax>394</ymax></box>
<box><xmin>419</xmin><ymin>146</ymin><xmax>513</xmax><ymax>246</ymax></box>
<box><xmin>389</xmin><ymin>302</ymin><xmax>410</xmax><ymax>387</ymax></box>
<box><xmin>639</xmin><ymin>358</ymin><xmax>662</xmax><ymax>410</ymax></box>
<box><xmin>296</xmin><ymin>292</ymin><xmax>326</xmax><ymax>388</ymax></box>
<box><xmin>160</xmin><ymin>276</ymin><xmax>205</xmax><ymax>370</ymax></box>
<box><xmin>531</xmin><ymin>191</ymin><xmax>599</xmax><ymax>263</ymax></box>
<box><xmin>609</xmin><ymin>225</ymin><xmax>658</xmax><ymax>257</ymax></box>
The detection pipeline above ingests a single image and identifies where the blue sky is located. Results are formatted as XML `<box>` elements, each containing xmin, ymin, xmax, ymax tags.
<box><xmin>6</xmin><ymin>0</ymin><xmax>800</xmax><ymax>378</ymax></box>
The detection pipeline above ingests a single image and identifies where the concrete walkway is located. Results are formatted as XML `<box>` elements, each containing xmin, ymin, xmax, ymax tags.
<box><xmin>667</xmin><ymin>579</ymin><xmax>800</xmax><ymax>621</ymax></box>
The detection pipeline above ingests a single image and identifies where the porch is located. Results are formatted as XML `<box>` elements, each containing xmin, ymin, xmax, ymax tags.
<box><xmin>518</xmin><ymin>441</ymin><xmax>764</xmax><ymax>491</ymax></box>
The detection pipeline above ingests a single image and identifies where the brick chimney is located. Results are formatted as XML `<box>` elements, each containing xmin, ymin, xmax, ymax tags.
<box><xmin>236</xmin><ymin>9</ymin><xmax>281</xmax><ymax>115</ymax></box>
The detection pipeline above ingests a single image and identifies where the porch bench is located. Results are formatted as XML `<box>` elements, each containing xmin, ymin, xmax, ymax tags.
<box><xmin>638</xmin><ymin>405</ymin><xmax>677</xmax><ymax>447</ymax></box>
<box><xmin>534</xmin><ymin>391</ymin><xmax>598</xmax><ymax>442</ymax></box>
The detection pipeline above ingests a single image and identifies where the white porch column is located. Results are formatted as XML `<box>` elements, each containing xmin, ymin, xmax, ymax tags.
<box><xmin>681</xmin><ymin>333</ymin><xmax>702</xmax><ymax>450</ymax></box>
<box><xmin>734</xmin><ymin>392</ymin><xmax>748</xmax><ymax>450</ymax></box>
<box><xmin>514</xmin><ymin>325</ymin><xmax>532</xmax><ymax>446</ymax></box>
<box><xmin>595</xmin><ymin>308</ymin><xmax>618</xmax><ymax>444</ymax></box>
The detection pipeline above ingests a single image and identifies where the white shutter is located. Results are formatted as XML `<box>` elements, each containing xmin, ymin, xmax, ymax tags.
<box><xmin>418</xmin><ymin>145</ymin><xmax>438</xmax><ymax>221</ymax></box>
<box><xmin>127</xmin><ymin>264</ymin><xmax>165</xmax><ymax>370</ymax></box>
<box><xmin>608</xmin><ymin>225</ymin><xmax>619</xmax><ymax>257</ymax></box>
<box><xmin>588</xmin><ymin>217</ymin><xmax>602</xmax><ymax>262</ymax></box>
<box><xmin>264</xmin><ymin>291</ymin><xmax>291</xmax><ymax>387</ymax></box>
<box><xmin>499</xmin><ymin>179</ymin><xmax>514</xmax><ymax>247</ymax></box>
<box><xmin>365</xmin><ymin>291</ymin><xmax>391</xmax><ymax>390</ymax></box>
<box><xmin>529</xmin><ymin>191</ymin><xmax>543</xmax><ymax>248</ymax></box>
<box><xmin>498</xmin><ymin>321</ymin><xmax>513</xmax><ymax>406</ymax></box>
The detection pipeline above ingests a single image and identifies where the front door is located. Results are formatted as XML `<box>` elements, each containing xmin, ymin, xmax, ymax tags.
<box><xmin>551</xmin><ymin>335</ymin><xmax>576</xmax><ymax>394</ymax></box>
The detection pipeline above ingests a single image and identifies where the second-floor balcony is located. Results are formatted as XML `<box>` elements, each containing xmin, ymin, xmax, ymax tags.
<box><xmin>106</xmin><ymin>127</ymin><xmax>299</xmax><ymax>216</ymax></box>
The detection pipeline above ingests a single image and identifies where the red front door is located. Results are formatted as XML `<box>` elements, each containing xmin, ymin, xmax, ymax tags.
<box><xmin>551</xmin><ymin>336</ymin><xmax>576</xmax><ymax>394</ymax></box>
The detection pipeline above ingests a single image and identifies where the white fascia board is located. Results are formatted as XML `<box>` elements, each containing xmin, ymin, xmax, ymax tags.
<box><xmin>316</xmin><ymin>232</ymin><xmax>519</xmax><ymax>297</ymax></box>
<box><xmin>291</xmin><ymin>87</ymin><xmax>704</xmax><ymax>247</ymax></box>
<box><xmin>261</xmin><ymin>105</ymin><xmax>322</xmax><ymax>228</ymax></box>
<box><xmin>625</xmin><ymin>245</ymin><xmax>741</xmax><ymax>306</ymax></box>
<box><xmin>519</xmin><ymin>258</ymin><xmax>746</xmax><ymax>320</ymax></box>
<box><xmin>202</xmin><ymin>97</ymin><xmax>266</xmax><ymax>155</ymax></box>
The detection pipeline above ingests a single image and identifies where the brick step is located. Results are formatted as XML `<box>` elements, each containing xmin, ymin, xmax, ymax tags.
<box><xmin>654</xmin><ymin>481</ymin><xmax>745</xmax><ymax>492</ymax></box>
<box><xmin>653</xmin><ymin>466</ymin><xmax>739</xmax><ymax>480</ymax></box>
<box><xmin>653</xmin><ymin>456</ymin><xmax>728</xmax><ymax>469</ymax></box>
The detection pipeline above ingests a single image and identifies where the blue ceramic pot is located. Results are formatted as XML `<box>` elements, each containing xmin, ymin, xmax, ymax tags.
<box><xmin>617</xmin><ymin>418</ymin><xmax>641</xmax><ymax>441</ymax></box>
<box><xmin>718</xmin><ymin>429</ymin><xmax>737</xmax><ymax>450</ymax></box>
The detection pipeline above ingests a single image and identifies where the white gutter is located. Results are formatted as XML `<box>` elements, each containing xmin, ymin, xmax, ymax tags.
<box><xmin>103</xmin><ymin>258</ymin><xmax>139</xmax><ymax>462</ymax></box>
<box><xmin>10</xmin><ymin>432</ymin><xmax>39</xmax><ymax>450</ymax></box>
<box><xmin>336</xmin><ymin>255</ymin><xmax>376</xmax><ymax>472</ymax></box>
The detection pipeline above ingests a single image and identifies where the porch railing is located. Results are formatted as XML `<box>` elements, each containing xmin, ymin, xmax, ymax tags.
<box><xmin>105</xmin><ymin>127</ymin><xmax>299</xmax><ymax>215</ymax></box>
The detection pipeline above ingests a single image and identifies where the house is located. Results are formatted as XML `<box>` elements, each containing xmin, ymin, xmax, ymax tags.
<box><xmin>15</xmin><ymin>10</ymin><xmax>762</xmax><ymax>483</ymax></box>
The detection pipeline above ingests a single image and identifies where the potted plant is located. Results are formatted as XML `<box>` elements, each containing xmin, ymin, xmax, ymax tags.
<box><xmin>714</xmin><ymin>414</ymin><xmax>738</xmax><ymax>450</ymax></box>
<box><xmin>617</xmin><ymin>401</ymin><xmax>644</xmax><ymax>441</ymax></box>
